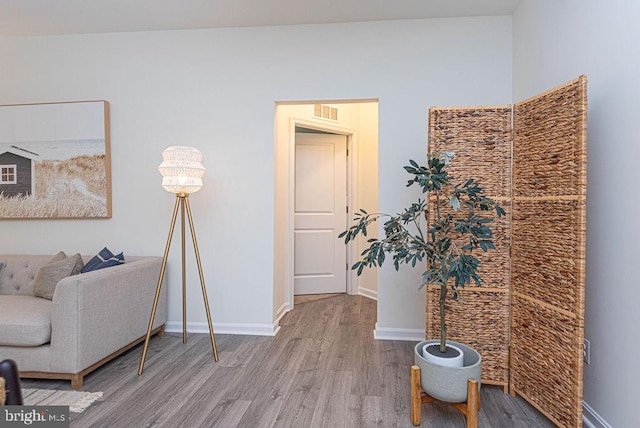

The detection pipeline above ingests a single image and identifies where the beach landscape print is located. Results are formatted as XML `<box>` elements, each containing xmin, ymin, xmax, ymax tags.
<box><xmin>0</xmin><ymin>101</ymin><xmax>111</xmax><ymax>219</ymax></box>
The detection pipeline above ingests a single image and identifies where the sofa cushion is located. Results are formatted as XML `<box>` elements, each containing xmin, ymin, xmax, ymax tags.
<box><xmin>0</xmin><ymin>295</ymin><xmax>52</xmax><ymax>346</ymax></box>
<box><xmin>32</xmin><ymin>253</ymin><xmax>84</xmax><ymax>300</ymax></box>
<box><xmin>81</xmin><ymin>247</ymin><xmax>124</xmax><ymax>273</ymax></box>
<box><xmin>0</xmin><ymin>256</ymin><xmax>52</xmax><ymax>296</ymax></box>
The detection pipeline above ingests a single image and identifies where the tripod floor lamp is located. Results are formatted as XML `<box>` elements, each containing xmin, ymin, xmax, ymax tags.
<box><xmin>138</xmin><ymin>146</ymin><xmax>218</xmax><ymax>376</ymax></box>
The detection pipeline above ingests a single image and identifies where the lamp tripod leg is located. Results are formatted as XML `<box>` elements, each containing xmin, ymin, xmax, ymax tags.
<box><xmin>138</xmin><ymin>195</ymin><xmax>181</xmax><ymax>375</ymax></box>
<box><xmin>184</xmin><ymin>196</ymin><xmax>219</xmax><ymax>361</ymax></box>
<box><xmin>181</xmin><ymin>197</ymin><xmax>187</xmax><ymax>344</ymax></box>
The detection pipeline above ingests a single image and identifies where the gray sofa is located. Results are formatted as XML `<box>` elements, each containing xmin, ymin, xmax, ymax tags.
<box><xmin>0</xmin><ymin>254</ymin><xmax>167</xmax><ymax>388</ymax></box>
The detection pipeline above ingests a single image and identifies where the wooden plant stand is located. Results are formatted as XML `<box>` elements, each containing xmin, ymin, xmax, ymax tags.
<box><xmin>411</xmin><ymin>365</ymin><xmax>480</xmax><ymax>427</ymax></box>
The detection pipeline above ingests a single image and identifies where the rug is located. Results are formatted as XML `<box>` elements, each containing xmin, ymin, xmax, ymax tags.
<box><xmin>22</xmin><ymin>388</ymin><xmax>103</xmax><ymax>413</ymax></box>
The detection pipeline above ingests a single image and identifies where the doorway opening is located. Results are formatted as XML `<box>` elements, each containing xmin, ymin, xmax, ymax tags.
<box><xmin>273</xmin><ymin>100</ymin><xmax>379</xmax><ymax>323</ymax></box>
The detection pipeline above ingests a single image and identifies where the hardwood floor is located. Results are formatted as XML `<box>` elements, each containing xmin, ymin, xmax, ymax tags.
<box><xmin>294</xmin><ymin>293</ymin><xmax>343</xmax><ymax>305</ymax></box>
<box><xmin>22</xmin><ymin>294</ymin><xmax>554</xmax><ymax>427</ymax></box>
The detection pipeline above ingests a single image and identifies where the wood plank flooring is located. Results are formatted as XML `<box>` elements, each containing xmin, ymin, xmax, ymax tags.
<box><xmin>21</xmin><ymin>294</ymin><xmax>554</xmax><ymax>427</ymax></box>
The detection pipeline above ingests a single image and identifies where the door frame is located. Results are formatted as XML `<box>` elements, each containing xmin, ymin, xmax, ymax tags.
<box><xmin>285</xmin><ymin>117</ymin><xmax>359</xmax><ymax>311</ymax></box>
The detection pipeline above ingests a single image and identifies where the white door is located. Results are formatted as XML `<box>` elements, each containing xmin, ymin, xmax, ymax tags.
<box><xmin>294</xmin><ymin>132</ymin><xmax>347</xmax><ymax>295</ymax></box>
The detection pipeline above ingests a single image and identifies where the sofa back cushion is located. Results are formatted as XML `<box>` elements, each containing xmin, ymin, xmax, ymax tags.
<box><xmin>0</xmin><ymin>254</ymin><xmax>145</xmax><ymax>296</ymax></box>
<box><xmin>0</xmin><ymin>256</ymin><xmax>52</xmax><ymax>296</ymax></box>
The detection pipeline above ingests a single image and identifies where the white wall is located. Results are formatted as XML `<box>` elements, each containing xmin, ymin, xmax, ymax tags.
<box><xmin>513</xmin><ymin>1</ymin><xmax>640</xmax><ymax>426</ymax></box>
<box><xmin>0</xmin><ymin>16</ymin><xmax>512</xmax><ymax>337</ymax></box>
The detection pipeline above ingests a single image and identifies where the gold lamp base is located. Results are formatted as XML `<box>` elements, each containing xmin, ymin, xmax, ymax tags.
<box><xmin>138</xmin><ymin>194</ymin><xmax>218</xmax><ymax>376</ymax></box>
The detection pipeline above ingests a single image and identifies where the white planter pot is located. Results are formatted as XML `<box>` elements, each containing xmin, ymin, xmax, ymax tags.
<box><xmin>422</xmin><ymin>342</ymin><xmax>464</xmax><ymax>368</ymax></box>
<box><xmin>414</xmin><ymin>339</ymin><xmax>482</xmax><ymax>403</ymax></box>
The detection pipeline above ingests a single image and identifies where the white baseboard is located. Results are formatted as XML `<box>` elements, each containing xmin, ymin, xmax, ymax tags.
<box><xmin>166</xmin><ymin>321</ymin><xmax>280</xmax><ymax>336</ymax></box>
<box><xmin>358</xmin><ymin>287</ymin><xmax>378</xmax><ymax>301</ymax></box>
<box><xmin>275</xmin><ymin>302</ymin><xmax>290</xmax><ymax>324</ymax></box>
<box><xmin>582</xmin><ymin>401</ymin><xmax>611</xmax><ymax>428</ymax></box>
<box><xmin>373</xmin><ymin>322</ymin><xmax>424</xmax><ymax>341</ymax></box>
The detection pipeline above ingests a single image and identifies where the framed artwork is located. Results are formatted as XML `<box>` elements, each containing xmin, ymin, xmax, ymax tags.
<box><xmin>0</xmin><ymin>100</ymin><xmax>111</xmax><ymax>219</ymax></box>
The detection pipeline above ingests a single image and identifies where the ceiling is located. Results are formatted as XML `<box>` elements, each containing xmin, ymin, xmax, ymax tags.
<box><xmin>0</xmin><ymin>0</ymin><xmax>522</xmax><ymax>37</ymax></box>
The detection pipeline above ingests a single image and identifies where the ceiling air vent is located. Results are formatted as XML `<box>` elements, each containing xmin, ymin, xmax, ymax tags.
<box><xmin>314</xmin><ymin>104</ymin><xmax>338</xmax><ymax>121</ymax></box>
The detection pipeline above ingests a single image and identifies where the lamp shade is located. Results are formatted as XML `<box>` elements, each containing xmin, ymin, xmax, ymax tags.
<box><xmin>158</xmin><ymin>146</ymin><xmax>206</xmax><ymax>194</ymax></box>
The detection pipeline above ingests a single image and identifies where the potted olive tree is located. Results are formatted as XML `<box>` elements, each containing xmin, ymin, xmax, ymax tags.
<box><xmin>340</xmin><ymin>151</ymin><xmax>505</xmax><ymax>402</ymax></box>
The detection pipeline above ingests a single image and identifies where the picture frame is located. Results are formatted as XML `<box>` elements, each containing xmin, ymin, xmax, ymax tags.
<box><xmin>0</xmin><ymin>100</ymin><xmax>111</xmax><ymax>219</ymax></box>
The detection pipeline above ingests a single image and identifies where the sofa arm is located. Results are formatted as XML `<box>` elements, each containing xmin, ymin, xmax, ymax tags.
<box><xmin>49</xmin><ymin>258</ymin><xmax>167</xmax><ymax>374</ymax></box>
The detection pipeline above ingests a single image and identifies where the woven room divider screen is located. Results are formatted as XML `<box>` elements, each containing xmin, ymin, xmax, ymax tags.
<box><xmin>427</xmin><ymin>105</ymin><xmax>513</xmax><ymax>390</ymax></box>
<box><xmin>426</xmin><ymin>76</ymin><xmax>587</xmax><ymax>428</ymax></box>
<box><xmin>510</xmin><ymin>77</ymin><xmax>587</xmax><ymax>428</ymax></box>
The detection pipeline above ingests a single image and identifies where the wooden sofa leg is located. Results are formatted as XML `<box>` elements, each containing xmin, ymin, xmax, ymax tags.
<box><xmin>71</xmin><ymin>374</ymin><xmax>83</xmax><ymax>389</ymax></box>
<box><xmin>157</xmin><ymin>325</ymin><xmax>165</xmax><ymax>337</ymax></box>
<box><xmin>411</xmin><ymin>365</ymin><xmax>422</xmax><ymax>426</ymax></box>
